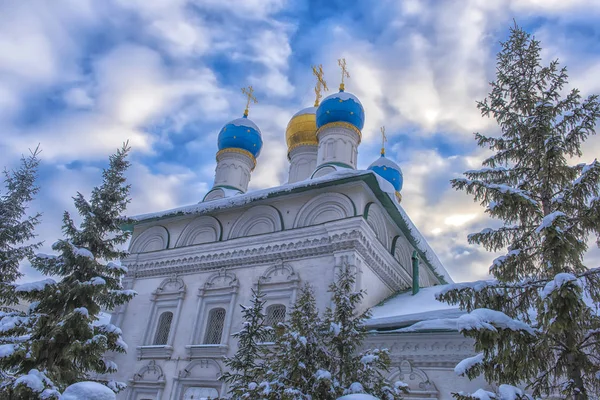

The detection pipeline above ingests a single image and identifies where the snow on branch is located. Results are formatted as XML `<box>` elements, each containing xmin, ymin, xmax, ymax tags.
<box><xmin>457</xmin><ymin>308</ymin><xmax>535</xmax><ymax>335</ymax></box>
<box><xmin>15</xmin><ymin>278</ymin><xmax>56</xmax><ymax>293</ymax></box>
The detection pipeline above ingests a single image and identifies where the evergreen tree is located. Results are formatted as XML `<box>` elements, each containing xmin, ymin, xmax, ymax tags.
<box><xmin>0</xmin><ymin>144</ymin><xmax>136</xmax><ymax>399</ymax></box>
<box><xmin>221</xmin><ymin>288</ymin><xmax>271</xmax><ymax>400</ymax></box>
<box><xmin>260</xmin><ymin>284</ymin><xmax>332</xmax><ymax>400</ymax></box>
<box><xmin>322</xmin><ymin>267</ymin><xmax>406</xmax><ymax>400</ymax></box>
<box><xmin>0</xmin><ymin>147</ymin><xmax>41</xmax><ymax>308</ymax></box>
<box><xmin>437</xmin><ymin>24</ymin><xmax>600</xmax><ymax>399</ymax></box>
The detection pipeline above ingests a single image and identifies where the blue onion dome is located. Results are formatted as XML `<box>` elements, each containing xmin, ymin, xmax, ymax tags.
<box><xmin>217</xmin><ymin>115</ymin><xmax>263</xmax><ymax>158</ymax></box>
<box><xmin>316</xmin><ymin>90</ymin><xmax>365</xmax><ymax>132</ymax></box>
<box><xmin>368</xmin><ymin>154</ymin><xmax>403</xmax><ymax>192</ymax></box>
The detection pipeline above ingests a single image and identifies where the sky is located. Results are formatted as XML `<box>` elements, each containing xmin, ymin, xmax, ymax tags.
<box><xmin>2</xmin><ymin>0</ymin><xmax>600</xmax><ymax>283</ymax></box>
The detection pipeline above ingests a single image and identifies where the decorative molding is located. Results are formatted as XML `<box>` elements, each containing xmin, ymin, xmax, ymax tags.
<box><xmin>365</xmin><ymin>332</ymin><xmax>476</xmax><ymax>367</ymax></box>
<box><xmin>131</xmin><ymin>360</ymin><xmax>165</xmax><ymax>383</ymax></box>
<box><xmin>171</xmin><ymin>359</ymin><xmax>226</xmax><ymax>399</ymax></box>
<box><xmin>186</xmin><ymin>344</ymin><xmax>229</xmax><ymax>359</ymax></box>
<box><xmin>294</xmin><ymin>192</ymin><xmax>355</xmax><ymax>228</ymax></box>
<box><xmin>123</xmin><ymin>221</ymin><xmax>413</xmax><ymax>292</ymax></box>
<box><xmin>364</xmin><ymin>202</ymin><xmax>391</xmax><ymax>250</ymax></box>
<box><xmin>189</xmin><ymin>269</ymin><xmax>239</xmax><ymax>351</ymax></box>
<box><xmin>387</xmin><ymin>360</ymin><xmax>439</xmax><ymax>399</ymax></box>
<box><xmin>256</xmin><ymin>260</ymin><xmax>300</xmax><ymax>308</ymax></box>
<box><xmin>126</xmin><ymin>360</ymin><xmax>166</xmax><ymax>400</ymax></box>
<box><xmin>316</xmin><ymin>121</ymin><xmax>362</xmax><ymax>142</ymax></box>
<box><xmin>175</xmin><ymin>216</ymin><xmax>222</xmax><ymax>247</ymax></box>
<box><xmin>136</xmin><ymin>345</ymin><xmax>173</xmax><ymax>360</ymax></box>
<box><xmin>216</xmin><ymin>148</ymin><xmax>256</xmax><ymax>170</ymax></box>
<box><xmin>229</xmin><ymin>205</ymin><xmax>284</xmax><ymax>239</ymax></box>
<box><xmin>129</xmin><ymin>225</ymin><xmax>169</xmax><ymax>253</ymax></box>
<box><xmin>139</xmin><ymin>275</ymin><xmax>186</xmax><ymax>359</ymax></box>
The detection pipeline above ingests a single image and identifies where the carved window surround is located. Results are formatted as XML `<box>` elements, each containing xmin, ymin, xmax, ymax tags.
<box><xmin>126</xmin><ymin>360</ymin><xmax>166</xmax><ymax>400</ymax></box>
<box><xmin>137</xmin><ymin>275</ymin><xmax>186</xmax><ymax>360</ymax></box>
<box><xmin>187</xmin><ymin>270</ymin><xmax>238</xmax><ymax>359</ymax></box>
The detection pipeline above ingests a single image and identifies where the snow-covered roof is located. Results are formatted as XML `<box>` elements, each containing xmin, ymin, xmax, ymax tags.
<box><xmin>323</xmin><ymin>91</ymin><xmax>363</xmax><ymax>105</ymax></box>
<box><xmin>292</xmin><ymin>106</ymin><xmax>317</xmax><ymax>117</ymax></box>
<box><xmin>366</xmin><ymin>285</ymin><xmax>463</xmax><ymax>331</ymax></box>
<box><xmin>129</xmin><ymin>169</ymin><xmax>453</xmax><ymax>284</ymax></box>
<box><xmin>228</xmin><ymin>117</ymin><xmax>261</xmax><ymax>133</ymax></box>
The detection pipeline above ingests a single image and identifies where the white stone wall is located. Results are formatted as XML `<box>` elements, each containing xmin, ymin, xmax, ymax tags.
<box><xmin>112</xmin><ymin>182</ymin><xmax>449</xmax><ymax>399</ymax></box>
<box><xmin>287</xmin><ymin>144</ymin><xmax>318</xmax><ymax>183</ymax></box>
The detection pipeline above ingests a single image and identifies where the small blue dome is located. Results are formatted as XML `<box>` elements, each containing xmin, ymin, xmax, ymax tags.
<box><xmin>368</xmin><ymin>154</ymin><xmax>403</xmax><ymax>191</ymax></box>
<box><xmin>316</xmin><ymin>91</ymin><xmax>365</xmax><ymax>131</ymax></box>
<box><xmin>217</xmin><ymin>116</ymin><xmax>263</xmax><ymax>157</ymax></box>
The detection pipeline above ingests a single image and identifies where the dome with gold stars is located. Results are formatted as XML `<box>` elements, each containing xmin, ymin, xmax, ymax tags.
<box><xmin>285</xmin><ymin>106</ymin><xmax>318</xmax><ymax>157</ymax></box>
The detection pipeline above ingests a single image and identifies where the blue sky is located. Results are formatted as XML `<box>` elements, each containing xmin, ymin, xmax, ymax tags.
<box><xmin>2</xmin><ymin>0</ymin><xmax>600</xmax><ymax>283</ymax></box>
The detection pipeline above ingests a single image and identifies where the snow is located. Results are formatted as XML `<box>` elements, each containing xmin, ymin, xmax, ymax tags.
<box><xmin>338</xmin><ymin>395</ymin><xmax>379</xmax><ymax>400</ymax></box>
<box><xmin>366</xmin><ymin>285</ymin><xmax>461</xmax><ymax>329</ymax></box>
<box><xmin>454</xmin><ymin>352</ymin><xmax>483</xmax><ymax>376</ymax></box>
<box><xmin>347</xmin><ymin>382</ymin><xmax>365</xmax><ymax>393</ymax></box>
<box><xmin>323</xmin><ymin>91</ymin><xmax>363</xmax><ymax>105</ymax></box>
<box><xmin>293</xmin><ymin>106</ymin><xmax>317</xmax><ymax>117</ymax></box>
<box><xmin>14</xmin><ymin>369</ymin><xmax>48</xmax><ymax>393</ymax></box>
<box><xmin>457</xmin><ymin>308</ymin><xmax>535</xmax><ymax>335</ymax></box>
<box><xmin>0</xmin><ymin>343</ymin><xmax>16</xmax><ymax>358</ymax></box>
<box><xmin>463</xmin><ymin>389</ymin><xmax>496</xmax><ymax>400</ymax></box>
<box><xmin>541</xmin><ymin>273</ymin><xmax>579</xmax><ymax>299</ymax></box>
<box><xmin>229</xmin><ymin>117</ymin><xmax>261</xmax><ymax>133</ymax></box>
<box><xmin>394</xmin><ymin>317</ymin><xmax>459</xmax><ymax>332</ymax></box>
<box><xmin>74</xmin><ymin>307</ymin><xmax>89</xmax><ymax>317</ymax></box>
<box><xmin>89</xmin><ymin>277</ymin><xmax>106</xmax><ymax>286</ymax></box>
<box><xmin>106</xmin><ymin>261</ymin><xmax>127</xmax><ymax>273</ymax></box>
<box><xmin>498</xmin><ymin>384</ymin><xmax>524</xmax><ymax>400</ymax></box>
<box><xmin>15</xmin><ymin>278</ymin><xmax>56</xmax><ymax>293</ymax></box>
<box><xmin>73</xmin><ymin>246</ymin><xmax>94</xmax><ymax>259</ymax></box>
<box><xmin>535</xmin><ymin>211</ymin><xmax>565</xmax><ymax>233</ymax></box>
<box><xmin>315</xmin><ymin>369</ymin><xmax>332</xmax><ymax>380</ymax></box>
<box><xmin>573</xmin><ymin>160</ymin><xmax>597</xmax><ymax>185</ymax></box>
<box><xmin>130</xmin><ymin>168</ymin><xmax>453</xmax><ymax>283</ymax></box>
<box><xmin>132</xmin><ymin>169</ymin><xmax>371</xmax><ymax>221</ymax></box>
<box><xmin>60</xmin><ymin>381</ymin><xmax>116</xmax><ymax>400</ymax></box>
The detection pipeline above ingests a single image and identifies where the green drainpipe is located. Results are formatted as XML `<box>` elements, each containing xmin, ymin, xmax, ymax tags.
<box><xmin>412</xmin><ymin>250</ymin><xmax>419</xmax><ymax>295</ymax></box>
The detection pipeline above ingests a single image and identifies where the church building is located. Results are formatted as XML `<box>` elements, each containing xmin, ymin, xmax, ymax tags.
<box><xmin>109</xmin><ymin>61</ymin><xmax>490</xmax><ymax>399</ymax></box>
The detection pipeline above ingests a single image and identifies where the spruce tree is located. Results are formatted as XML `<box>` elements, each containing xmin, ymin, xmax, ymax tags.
<box><xmin>221</xmin><ymin>288</ymin><xmax>271</xmax><ymax>400</ymax></box>
<box><xmin>260</xmin><ymin>283</ymin><xmax>332</xmax><ymax>400</ymax></box>
<box><xmin>0</xmin><ymin>144</ymin><xmax>136</xmax><ymax>399</ymax></box>
<box><xmin>323</xmin><ymin>268</ymin><xmax>406</xmax><ymax>400</ymax></box>
<box><xmin>437</xmin><ymin>24</ymin><xmax>600</xmax><ymax>399</ymax></box>
<box><xmin>0</xmin><ymin>147</ymin><xmax>41</xmax><ymax>308</ymax></box>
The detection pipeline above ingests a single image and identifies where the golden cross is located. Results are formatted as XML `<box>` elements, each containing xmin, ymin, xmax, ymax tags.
<box><xmin>241</xmin><ymin>86</ymin><xmax>258</xmax><ymax>117</ymax></box>
<box><xmin>380</xmin><ymin>126</ymin><xmax>387</xmax><ymax>155</ymax></box>
<box><xmin>312</xmin><ymin>64</ymin><xmax>328</xmax><ymax>107</ymax></box>
<box><xmin>338</xmin><ymin>58</ymin><xmax>350</xmax><ymax>91</ymax></box>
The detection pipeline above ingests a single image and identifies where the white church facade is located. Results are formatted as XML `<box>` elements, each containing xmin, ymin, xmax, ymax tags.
<box><xmin>109</xmin><ymin>64</ymin><xmax>490</xmax><ymax>399</ymax></box>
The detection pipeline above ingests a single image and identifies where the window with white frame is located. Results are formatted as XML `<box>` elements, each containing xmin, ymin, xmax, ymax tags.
<box><xmin>186</xmin><ymin>271</ymin><xmax>239</xmax><ymax>359</ymax></box>
<box><xmin>264</xmin><ymin>304</ymin><xmax>286</xmax><ymax>342</ymax></box>
<box><xmin>153</xmin><ymin>311</ymin><xmax>173</xmax><ymax>345</ymax></box>
<box><xmin>203</xmin><ymin>308</ymin><xmax>226</xmax><ymax>345</ymax></box>
<box><xmin>137</xmin><ymin>276</ymin><xmax>186</xmax><ymax>360</ymax></box>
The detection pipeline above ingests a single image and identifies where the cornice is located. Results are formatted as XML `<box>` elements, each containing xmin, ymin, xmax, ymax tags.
<box><xmin>123</xmin><ymin>219</ymin><xmax>411</xmax><ymax>291</ymax></box>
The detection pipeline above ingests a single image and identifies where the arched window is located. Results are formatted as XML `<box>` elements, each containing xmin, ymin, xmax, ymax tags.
<box><xmin>203</xmin><ymin>308</ymin><xmax>226</xmax><ymax>345</ymax></box>
<box><xmin>264</xmin><ymin>304</ymin><xmax>286</xmax><ymax>342</ymax></box>
<box><xmin>154</xmin><ymin>311</ymin><xmax>173</xmax><ymax>345</ymax></box>
<box><xmin>183</xmin><ymin>386</ymin><xmax>218</xmax><ymax>399</ymax></box>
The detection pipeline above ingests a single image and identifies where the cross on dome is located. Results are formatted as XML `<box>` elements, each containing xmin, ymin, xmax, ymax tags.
<box><xmin>380</xmin><ymin>126</ymin><xmax>387</xmax><ymax>156</ymax></box>
<box><xmin>312</xmin><ymin>64</ymin><xmax>329</xmax><ymax>107</ymax></box>
<box><xmin>241</xmin><ymin>86</ymin><xmax>258</xmax><ymax>117</ymax></box>
<box><xmin>337</xmin><ymin>58</ymin><xmax>350</xmax><ymax>91</ymax></box>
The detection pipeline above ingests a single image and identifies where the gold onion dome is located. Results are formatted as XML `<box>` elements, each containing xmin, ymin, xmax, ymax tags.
<box><xmin>285</xmin><ymin>106</ymin><xmax>318</xmax><ymax>157</ymax></box>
